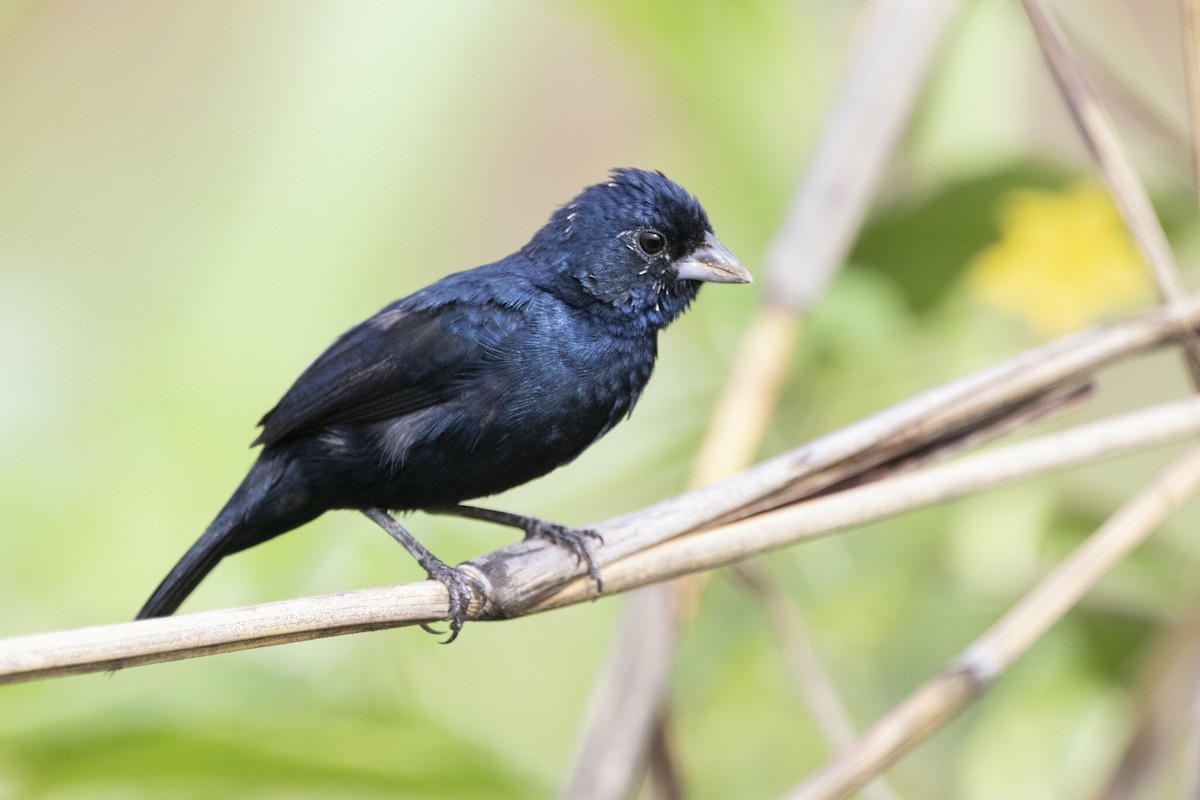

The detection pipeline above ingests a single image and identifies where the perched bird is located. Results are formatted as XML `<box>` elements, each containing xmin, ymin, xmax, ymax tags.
<box><xmin>137</xmin><ymin>168</ymin><xmax>751</xmax><ymax>640</ymax></box>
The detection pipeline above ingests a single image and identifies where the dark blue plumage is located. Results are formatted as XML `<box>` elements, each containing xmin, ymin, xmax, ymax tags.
<box><xmin>137</xmin><ymin>169</ymin><xmax>750</xmax><ymax>639</ymax></box>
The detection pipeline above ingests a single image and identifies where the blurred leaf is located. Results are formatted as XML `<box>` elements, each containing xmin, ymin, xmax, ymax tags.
<box><xmin>852</xmin><ymin>163</ymin><xmax>1074</xmax><ymax>312</ymax></box>
<box><xmin>967</xmin><ymin>183</ymin><xmax>1148</xmax><ymax>335</ymax></box>
<box><xmin>5</xmin><ymin>706</ymin><xmax>536</xmax><ymax>799</ymax></box>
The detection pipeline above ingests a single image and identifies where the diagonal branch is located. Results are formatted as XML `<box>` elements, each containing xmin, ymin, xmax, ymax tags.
<box><xmin>786</xmin><ymin>442</ymin><xmax>1200</xmax><ymax>800</ymax></box>
<box><xmin>5</xmin><ymin>394</ymin><xmax>1200</xmax><ymax>685</ymax></box>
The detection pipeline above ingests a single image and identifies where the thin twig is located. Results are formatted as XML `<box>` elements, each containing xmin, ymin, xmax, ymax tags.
<box><xmin>786</xmin><ymin>444</ymin><xmax>1200</xmax><ymax>800</ymax></box>
<box><xmin>733</xmin><ymin>562</ymin><xmax>902</xmax><ymax>800</ymax></box>
<box><xmin>1021</xmin><ymin>0</ymin><xmax>1200</xmax><ymax>388</ymax></box>
<box><xmin>6</xmin><ymin>396</ymin><xmax>1200</xmax><ymax>685</ymax></box>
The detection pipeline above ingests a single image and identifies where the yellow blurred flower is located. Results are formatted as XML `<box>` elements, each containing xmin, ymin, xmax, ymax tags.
<box><xmin>967</xmin><ymin>183</ymin><xmax>1148</xmax><ymax>336</ymax></box>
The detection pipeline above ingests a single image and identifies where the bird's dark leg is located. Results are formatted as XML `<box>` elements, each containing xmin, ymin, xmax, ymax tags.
<box><xmin>430</xmin><ymin>504</ymin><xmax>604</xmax><ymax>591</ymax></box>
<box><xmin>362</xmin><ymin>508</ymin><xmax>483</xmax><ymax>643</ymax></box>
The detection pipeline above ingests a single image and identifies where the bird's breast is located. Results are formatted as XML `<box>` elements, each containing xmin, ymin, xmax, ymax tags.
<box><xmin>431</xmin><ymin>320</ymin><xmax>656</xmax><ymax>499</ymax></box>
<box><xmin>495</xmin><ymin>320</ymin><xmax>656</xmax><ymax>445</ymax></box>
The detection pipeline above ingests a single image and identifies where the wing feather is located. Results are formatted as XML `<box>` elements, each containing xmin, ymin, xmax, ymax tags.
<box><xmin>254</xmin><ymin>305</ymin><xmax>485</xmax><ymax>446</ymax></box>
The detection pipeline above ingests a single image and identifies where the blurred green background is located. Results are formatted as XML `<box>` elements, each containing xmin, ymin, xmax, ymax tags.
<box><xmin>3</xmin><ymin>1</ymin><xmax>1200</xmax><ymax>797</ymax></box>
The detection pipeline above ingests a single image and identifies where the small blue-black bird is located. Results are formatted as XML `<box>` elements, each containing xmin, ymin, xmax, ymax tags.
<box><xmin>137</xmin><ymin>168</ymin><xmax>751</xmax><ymax>639</ymax></box>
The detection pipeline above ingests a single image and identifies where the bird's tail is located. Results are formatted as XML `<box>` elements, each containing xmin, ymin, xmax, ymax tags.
<box><xmin>136</xmin><ymin>454</ymin><xmax>318</xmax><ymax>619</ymax></box>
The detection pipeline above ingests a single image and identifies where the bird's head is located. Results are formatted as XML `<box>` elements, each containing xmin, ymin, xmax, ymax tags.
<box><xmin>527</xmin><ymin>169</ymin><xmax>751</xmax><ymax>330</ymax></box>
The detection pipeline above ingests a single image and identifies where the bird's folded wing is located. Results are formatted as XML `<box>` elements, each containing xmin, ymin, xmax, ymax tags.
<box><xmin>253</xmin><ymin>305</ymin><xmax>494</xmax><ymax>446</ymax></box>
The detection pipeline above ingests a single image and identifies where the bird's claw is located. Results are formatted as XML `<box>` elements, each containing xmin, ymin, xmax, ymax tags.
<box><xmin>421</xmin><ymin>562</ymin><xmax>486</xmax><ymax>644</ymax></box>
<box><xmin>523</xmin><ymin>522</ymin><xmax>605</xmax><ymax>592</ymax></box>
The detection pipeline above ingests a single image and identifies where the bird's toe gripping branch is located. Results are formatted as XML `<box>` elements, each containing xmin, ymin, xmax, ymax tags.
<box><xmin>521</xmin><ymin>521</ymin><xmax>605</xmax><ymax>592</ymax></box>
<box><xmin>362</xmin><ymin>507</ymin><xmax>488</xmax><ymax>642</ymax></box>
<box><xmin>431</xmin><ymin>504</ymin><xmax>606</xmax><ymax>593</ymax></box>
<box><xmin>419</xmin><ymin>562</ymin><xmax>487</xmax><ymax>644</ymax></box>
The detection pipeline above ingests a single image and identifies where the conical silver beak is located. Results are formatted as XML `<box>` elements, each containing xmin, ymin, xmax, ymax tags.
<box><xmin>673</xmin><ymin>232</ymin><xmax>752</xmax><ymax>284</ymax></box>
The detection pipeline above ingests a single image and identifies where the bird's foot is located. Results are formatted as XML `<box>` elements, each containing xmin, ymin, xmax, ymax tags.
<box><xmin>362</xmin><ymin>508</ymin><xmax>487</xmax><ymax>644</ymax></box>
<box><xmin>419</xmin><ymin>561</ymin><xmax>486</xmax><ymax>644</ymax></box>
<box><xmin>523</xmin><ymin>521</ymin><xmax>604</xmax><ymax>592</ymax></box>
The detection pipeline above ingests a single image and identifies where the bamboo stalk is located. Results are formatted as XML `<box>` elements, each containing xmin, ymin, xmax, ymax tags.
<box><xmin>8</xmin><ymin>294</ymin><xmax>1200</xmax><ymax>685</ymax></box>
<box><xmin>5</xmin><ymin>396</ymin><xmax>1200</xmax><ymax>686</ymax></box>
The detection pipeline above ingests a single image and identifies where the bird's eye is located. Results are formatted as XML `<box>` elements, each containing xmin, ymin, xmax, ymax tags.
<box><xmin>637</xmin><ymin>230</ymin><xmax>666</xmax><ymax>256</ymax></box>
